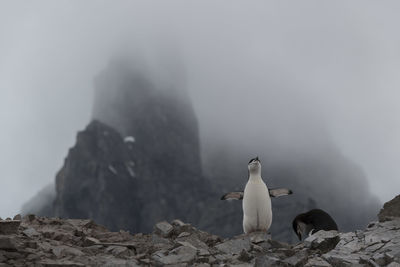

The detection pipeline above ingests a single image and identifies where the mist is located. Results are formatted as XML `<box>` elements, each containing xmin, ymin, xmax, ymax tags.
<box><xmin>1</xmin><ymin>0</ymin><xmax>400</xmax><ymax>218</ymax></box>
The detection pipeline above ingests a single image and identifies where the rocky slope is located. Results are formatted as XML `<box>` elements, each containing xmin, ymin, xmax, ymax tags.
<box><xmin>4</xmin><ymin>195</ymin><xmax>400</xmax><ymax>266</ymax></box>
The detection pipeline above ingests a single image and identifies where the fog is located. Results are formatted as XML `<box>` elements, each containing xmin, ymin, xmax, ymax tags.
<box><xmin>1</xmin><ymin>0</ymin><xmax>400</xmax><ymax>218</ymax></box>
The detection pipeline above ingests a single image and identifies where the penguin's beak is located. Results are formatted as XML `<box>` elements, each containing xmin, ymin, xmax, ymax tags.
<box><xmin>296</xmin><ymin>230</ymin><xmax>302</xmax><ymax>241</ymax></box>
<box><xmin>297</xmin><ymin>233</ymin><xmax>302</xmax><ymax>241</ymax></box>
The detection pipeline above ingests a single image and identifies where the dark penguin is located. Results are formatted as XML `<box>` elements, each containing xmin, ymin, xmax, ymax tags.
<box><xmin>292</xmin><ymin>209</ymin><xmax>338</xmax><ymax>240</ymax></box>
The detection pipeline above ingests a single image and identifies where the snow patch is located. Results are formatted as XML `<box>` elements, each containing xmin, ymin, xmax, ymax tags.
<box><xmin>124</xmin><ymin>136</ymin><xmax>135</xmax><ymax>143</ymax></box>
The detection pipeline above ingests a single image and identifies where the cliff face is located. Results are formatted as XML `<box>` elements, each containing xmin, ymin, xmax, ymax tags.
<box><xmin>4</xmin><ymin>195</ymin><xmax>400</xmax><ymax>266</ymax></box>
<box><xmin>45</xmin><ymin>60</ymin><xmax>209</xmax><ymax>233</ymax></box>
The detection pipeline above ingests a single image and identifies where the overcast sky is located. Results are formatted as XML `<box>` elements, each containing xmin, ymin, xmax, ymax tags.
<box><xmin>0</xmin><ymin>1</ymin><xmax>400</xmax><ymax>217</ymax></box>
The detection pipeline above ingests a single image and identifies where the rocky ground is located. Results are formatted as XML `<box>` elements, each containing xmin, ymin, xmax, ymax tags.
<box><xmin>1</xmin><ymin>195</ymin><xmax>400</xmax><ymax>266</ymax></box>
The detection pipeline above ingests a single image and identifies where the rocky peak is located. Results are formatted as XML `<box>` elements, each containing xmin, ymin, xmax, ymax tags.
<box><xmin>51</xmin><ymin>118</ymin><xmax>208</xmax><ymax>234</ymax></box>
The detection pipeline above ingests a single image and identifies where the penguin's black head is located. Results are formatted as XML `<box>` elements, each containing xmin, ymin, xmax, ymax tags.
<box><xmin>292</xmin><ymin>209</ymin><xmax>339</xmax><ymax>241</ymax></box>
<box><xmin>248</xmin><ymin>156</ymin><xmax>260</xmax><ymax>164</ymax></box>
<box><xmin>248</xmin><ymin>156</ymin><xmax>261</xmax><ymax>174</ymax></box>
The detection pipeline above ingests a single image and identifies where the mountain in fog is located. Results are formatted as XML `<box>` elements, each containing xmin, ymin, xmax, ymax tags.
<box><xmin>24</xmin><ymin>59</ymin><xmax>380</xmax><ymax>242</ymax></box>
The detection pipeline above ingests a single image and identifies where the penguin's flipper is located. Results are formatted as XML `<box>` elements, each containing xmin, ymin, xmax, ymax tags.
<box><xmin>269</xmin><ymin>188</ymin><xmax>293</xmax><ymax>197</ymax></box>
<box><xmin>220</xmin><ymin>192</ymin><xmax>244</xmax><ymax>200</ymax></box>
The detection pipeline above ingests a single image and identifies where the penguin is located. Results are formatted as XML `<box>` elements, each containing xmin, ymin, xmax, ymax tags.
<box><xmin>292</xmin><ymin>209</ymin><xmax>338</xmax><ymax>240</ymax></box>
<box><xmin>221</xmin><ymin>157</ymin><xmax>293</xmax><ymax>234</ymax></box>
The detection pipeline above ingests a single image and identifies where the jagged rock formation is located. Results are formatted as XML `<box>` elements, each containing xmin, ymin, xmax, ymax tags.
<box><xmin>51</xmin><ymin>119</ymin><xmax>208</xmax><ymax>233</ymax></box>
<box><xmin>3</xmin><ymin>195</ymin><xmax>400</xmax><ymax>266</ymax></box>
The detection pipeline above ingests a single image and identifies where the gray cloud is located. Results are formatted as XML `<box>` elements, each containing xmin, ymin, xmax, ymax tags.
<box><xmin>0</xmin><ymin>0</ymin><xmax>399</xmax><ymax>217</ymax></box>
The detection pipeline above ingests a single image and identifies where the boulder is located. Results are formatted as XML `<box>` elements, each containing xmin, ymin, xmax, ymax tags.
<box><xmin>304</xmin><ymin>230</ymin><xmax>340</xmax><ymax>253</ymax></box>
<box><xmin>154</xmin><ymin>221</ymin><xmax>173</xmax><ymax>238</ymax></box>
<box><xmin>379</xmin><ymin>194</ymin><xmax>400</xmax><ymax>222</ymax></box>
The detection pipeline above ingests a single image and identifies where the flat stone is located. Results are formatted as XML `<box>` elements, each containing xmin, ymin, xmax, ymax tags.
<box><xmin>22</xmin><ymin>227</ymin><xmax>40</xmax><ymax>238</ymax></box>
<box><xmin>154</xmin><ymin>221</ymin><xmax>173</xmax><ymax>238</ymax></box>
<box><xmin>0</xmin><ymin>220</ymin><xmax>20</xmax><ymax>234</ymax></box>
<box><xmin>249</xmin><ymin>231</ymin><xmax>270</xmax><ymax>244</ymax></box>
<box><xmin>198</xmin><ymin>248</ymin><xmax>210</xmax><ymax>256</ymax></box>
<box><xmin>215</xmin><ymin>236</ymin><xmax>251</xmax><ymax>255</ymax></box>
<box><xmin>177</xmin><ymin>235</ymin><xmax>209</xmax><ymax>250</ymax></box>
<box><xmin>106</xmin><ymin>245</ymin><xmax>129</xmax><ymax>257</ymax></box>
<box><xmin>152</xmin><ymin>245</ymin><xmax>197</xmax><ymax>265</ymax></box>
<box><xmin>83</xmin><ymin>237</ymin><xmax>100</xmax><ymax>246</ymax></box>
<box><xmin>388</xmin><ymin>263</ymin><xmax>400</xmax><ymax>267</ymax></box>
<box><xmin>52</xmin><ymin>245</ymin><xmax>84</xmax><ymax>258</ymax></box>
<box><xmin>304</xmin><ymin>230</ymin><xmax>340</xmax><ymax>253</ymax></box>
<box><xmin>255</xmin><ymin>254</ymin><xmax>287</xmax><ymax>266</ymax></box>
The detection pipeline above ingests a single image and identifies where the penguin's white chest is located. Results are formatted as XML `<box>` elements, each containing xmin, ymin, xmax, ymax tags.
<box><xmin>242</xmin><ymin>177</ymin><xmax>272</xmax><ymax>233</ymax></box>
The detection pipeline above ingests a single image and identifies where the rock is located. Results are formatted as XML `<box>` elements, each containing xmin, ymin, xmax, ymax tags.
<box><xmin>40</xmin><ymin>260</ymin><xmax>86</xmax><ymax>267</ymax></box>
<box><xmin>23</xmin><ymin>214</ymin><xmax>36</xmax><ymax>222</ymax></box>
<box><xmin>52</xmin><ymin>246</ymin><xmax>85</xmax><ymax>258</ymax></box>
<box><xmin>154</xmin><ymin>221</ymin><xmax>174</xmax><ymax>237</ymax></box>
<box><xmin>2</xmin><ymin>251</ymin><xmax>22</xmax><ymax>260</ymax></box>
<box><xmin>12</xmin><ymin>214</ymin><xmax>21</xmax><ymax>221</ymax></box>
<box><xmin>177</xmin><ymin>235</ymin><xmax>209</xmax><ymax>250</ymax></box>
<box><xmin>0</xmin><ymin>236</ymin><xmax>17</xmax><ymax>250</ymax></box>
<box><xmin>304</xmin><ymin>230</ymin><xmax>340</xmax><ymax>253</ymax></box>
<box><xmin>304</xmin><ymin>257</ymin><xmax>332</xmax><ymax>267</ymax></box>
<box><xmin>215</xmin><ymin>236</ymin><xmax>251</xmax><ymax>255</ymax></box>
<box><xmin>82</xmin><ymin>237</ymin><xmax>100</xmax><ymax>246</ymax></box>
<box><xmin>379</xmin><ymin>195</ymin><xmax>400</xmax><ymax>222</ymax></box>
<box><xmin>105</xmin><ymin>246</ymin><xmax>130</xmax><ymax>257</ymax></box>
<box><xmin>282</xmin><ymin>249</ymin><xmax>308</xmax><ymax>266</ymax></box>
<box><xmin>237</xmin><ymin>249</ymin><xmax>253</xmax><ymax>262</ymax></box>
<box><xmin>22</xmin><ymin>227</ymin><xmax>40</xmax><ymax>238</ymax></box>
<box><xmin>372</xmin><ymin>252</ymin><xmax>391</xmax><ymax>266</ymax></box>
<box><xmin>152</xmin><ymin>245</ymin><xmax>197</xmax><ymax>265</ymax></box>
<box><xmin>323</xmin><ymin>250</ymin><xmax>363</xmax><ymax>266</ymax></box>
<box><xmin>177</xmin><ymin>232</ymin><xmax>191</xmax><ymax>238</ymax></box>
<box><xmin>249</xmin><ymin>232</ymin><xmax>270</xmax><ymax>244</ymax></box>
<box><xmin>0</xmin><ymin>220</ymin><xmax>21</xmax><ymax>234</ymax></box>
<box><xmin>255</xmin><ymin>254</ymin><xmax>287</xmax><ymax>266</ymax></box>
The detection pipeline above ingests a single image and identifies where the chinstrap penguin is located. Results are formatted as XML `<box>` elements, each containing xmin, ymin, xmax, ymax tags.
<box><xmin>221</xmin><ymin>157</ymin><xmax>293</xmax><ymax>234</ymax></box>
<box><xmin>292</xmin><ymin>209</ymin><xmax>338</xmax><ymax>240</ymax></box>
